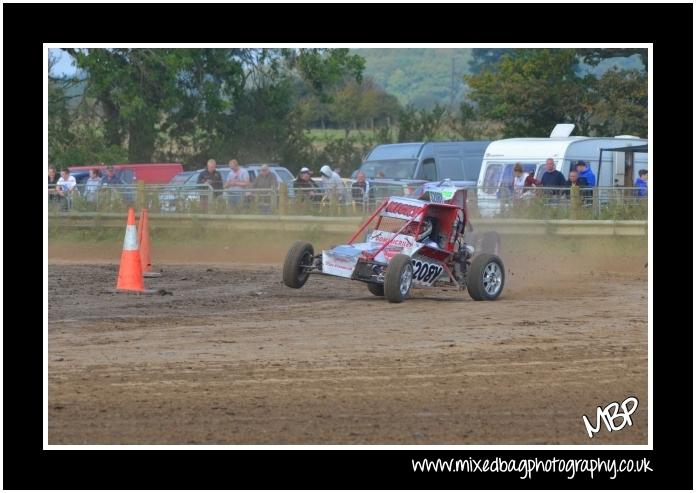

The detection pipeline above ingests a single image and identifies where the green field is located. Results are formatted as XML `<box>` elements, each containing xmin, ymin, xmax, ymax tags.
<box><xmin>305</xmin><ymin>128</ymin><xmax>379</xmax><ymax>145</ymax></box>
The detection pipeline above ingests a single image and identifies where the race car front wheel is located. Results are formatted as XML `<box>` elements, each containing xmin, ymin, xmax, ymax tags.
<box><xmin>467</xmin><ymin>253</ymin><xmax>505</xmax><ymax>301</ymax></box>
<box><xmin>384</xmin><ymin>254</ymin><xmax>413</xmax><ymax>303</ymax></box>
<box><xmin>283</xmin><ymin>241</ymin><xmax>314</xmax><ymax>288</ymax></box>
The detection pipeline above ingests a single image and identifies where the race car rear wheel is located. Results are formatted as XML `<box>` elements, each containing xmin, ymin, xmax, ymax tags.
<box><xmin>467</xmin><ymin>254</ymin><xmax>505</xmax><ymax>301</ymax></box>
<box><xmin>282</xmin><ymin>241</ymin><xmax>314</xmax><ymax>288</ymax></box>
<box><xmin>384</xmin><ymin>254</ymin><xmax>413</xmax><ymax>303</ymax></box>
<box><xmin>366</xmin><ymin>282</ymin><xmax>384</xmax><ymax>297</ymax></box>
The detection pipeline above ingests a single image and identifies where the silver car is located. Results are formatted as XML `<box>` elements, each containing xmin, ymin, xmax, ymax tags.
<box><xmin>158</xmin><ymin>165</ymin><xmax>295</xmax><ymax>211</ymax></box>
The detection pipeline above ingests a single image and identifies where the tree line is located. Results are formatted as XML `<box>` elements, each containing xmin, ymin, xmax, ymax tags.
<box><xmin>48</xmin><ymin>48</ymin><xmax>647</xmax><ymax>175</ymax></box>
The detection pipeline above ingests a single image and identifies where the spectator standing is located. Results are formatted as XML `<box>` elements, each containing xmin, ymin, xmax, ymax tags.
<box><xmin>99</xmin><ymin>165</ymin><xmax>124</xmax><ymax>206</ymax></box>
<box><xmin>48</xmin><ymin>166</ymin><xmax>60</xmax><ymax>203</ymax></box>
<box><xmin>511</xmin><ymin>163</ymin><xmax>529</xmax><ymax>198</ymax></box>
<box><xmin>564</xmin><ymin>170</ymin><xmax>589</xmax><ymax>198</ymax></box>
<box><xmin>224</xmin><ymin>159</ymin><xmax>250</xmax><ymax>207</ymax></box>
<box><xmin>524</xmin><ymin>173</ymin><xmax>540</xmax><ymax>188</ymax></box>
<box><xmin>351</xmin><ymin>170</ymin><xmax>372</xmax><ymax>202</ymax></box>
<box><xmin>197</xmin><ymin>159</ymin><xmax>223</xmax><ymax>212</ymax></box>
<box><xmin>197</xmin><ymin>159</ymin><xmax>224</xmax><ymax>197</ymax></box>
<box><xmin>84</xmin><ymin>168</ymin><xmax>103</xmax><ymax>205</ymax></box>
<box><xmin>565</xmin><ymin>170</ymin><xmax>589</xmax><ymax>188</ymax></box>
<box><xmin>635</xmin><ymin>169</ymin><xmax>648</xmax><ymax>197</ymax></box>
<box><xmin>101</xmin><ymin>165</ymin><xmax>121</xmax><ymax>185</ymax></box>
<box><xmin>540</xmin><ymin>158</ymin><xmax>566</xmax><ymax>195</ymax></box>
<box><xmin>48</xmin><ymin>166</ymin><xmax>59</xmax><ymax>186</ymax></box>
<box><xmin>293</xmin><ymin>167</ymin><xmax>320</xmax><ymax>203</ymax></box>
<box><xmin>251</xmin><ymin>164</ymin><xmax>278</xmax><ymax>213</ymax></box>
<box><xmin>575</xmin><ymin>161</ymin><xmax>596</xmax><ymax>187</ymax></box>
<box><xmin>252</xmin><ymin>164</ymin><xmax>278</xmax><ymax>189</ymax></box>
<box><xmin>320</xmin><ymin>164</ymin><xmax>348</xmax><ymax>203</ymax></box>
<box><xmin>56</xmin><ymin>169</ymin><xmax>77</xmax><ymax>210</ymax></box>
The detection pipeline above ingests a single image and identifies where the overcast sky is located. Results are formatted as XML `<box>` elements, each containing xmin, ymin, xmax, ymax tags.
<box><xmin>49</xmin><ymin>48</ymin><xmax>643</xmax><ymax>79</ymax></box>
<box><xmin>49</xmin><ymin>49</ymin><xmax>76</xmax><ymax>76</ymax></box>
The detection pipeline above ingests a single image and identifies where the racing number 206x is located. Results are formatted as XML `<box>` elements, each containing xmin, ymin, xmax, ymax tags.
<box><xmin>411</xmin><ymin>259</ymin><xmax>443</xmax><ymax>284</ymax></box>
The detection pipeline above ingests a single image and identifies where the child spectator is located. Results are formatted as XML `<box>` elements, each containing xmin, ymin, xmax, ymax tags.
<box><xmin>84</xmin><ymin>168</ymin><xmax>102</xmax><ymax>205</ymax></box>
<box><xmin>635</xmin><ymin>169</ymin><xmax>648</xmax><ymax>197</ymax></box>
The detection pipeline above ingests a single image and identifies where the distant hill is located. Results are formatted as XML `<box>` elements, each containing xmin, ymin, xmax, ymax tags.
<box><xmin>50</xmin><ymin>49</ymin><xmax>645</xmax><ymax>114</ymax></box>
<box><xmin>352</xmin><ymin>48</ymin><xmax>473</xmax><ymax>110</ymax></box>
<box><xmin>352</xmin><ymin>48</ymin><xmax>644</xmax><ymax>110</ymax></box>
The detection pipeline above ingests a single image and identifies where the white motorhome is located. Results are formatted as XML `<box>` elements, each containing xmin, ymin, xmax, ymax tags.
<box><xmin>476</xmin><ymin>124</ymin><xmax>648</xmax><ymax>216</ymax></box>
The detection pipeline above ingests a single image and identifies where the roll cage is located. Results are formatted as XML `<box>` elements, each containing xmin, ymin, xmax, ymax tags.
<box><xmin>347</xmin><ymin>187</ymin><xmax>468</xmax><ymax>262</ymax></box>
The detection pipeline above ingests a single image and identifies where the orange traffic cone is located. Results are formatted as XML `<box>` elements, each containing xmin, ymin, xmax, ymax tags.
<box><xmin>138</xmin><ymin>208</ymin><xmax>161</xmax><ymax>277</ymax></box>
<box><xmin>116</xmin><ymin>208</ymin><xmax>145</xmax><ymax>292</ymax></box>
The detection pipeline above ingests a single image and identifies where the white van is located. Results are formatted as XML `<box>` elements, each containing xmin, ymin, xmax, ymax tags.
<box><xmin>476</xmin><ymin>124</ymin><xmax>648</xmax><ymax>216</ymax></box>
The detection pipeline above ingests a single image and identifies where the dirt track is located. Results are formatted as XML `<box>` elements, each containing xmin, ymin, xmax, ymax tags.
<box><xmin>48</xmin><ymin>238</ymin><xmax>648</xmax><ymax>444</ymax></box>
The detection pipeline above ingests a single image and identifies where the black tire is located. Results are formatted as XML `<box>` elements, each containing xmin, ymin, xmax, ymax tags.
<box><xmin>384</xmin><ymin>254</ymin><xmax>414</xmax><ymax>303</ymax></box>
<box><xmin>366</xmin><ymin>282</ymin><xmax>384</xmax><ymax>297</ymax></box>
<box><xmin>467</xmin><ymin>254</ymin><xmax>505</xmax><ymax>301</ymax></box>
<box><xmin>282</xmin><ymin>241</ymin><xmax>314</xmax><ymax>288</ymax></box>
<box><xmin>480</xmin><ymin>231</ymin><xmax>501</xmax><ymax>255</ymax></box>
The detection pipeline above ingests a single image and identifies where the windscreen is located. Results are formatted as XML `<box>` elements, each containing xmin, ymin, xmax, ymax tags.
<box><xmin>170</xmin><ymin>173</ymin><xmax>192</xmax><ymax>185</ymax></box>
<box><xmin>375</xmin><ymin>216</ymin><xmax>410</xmax><ymax>234</ymax></box>
<box><xmin>367</xmin><ymin>143</ymin><xmax>422</xmax><ymax>160</ymax></box>
<box><xmin>275</xmin><ymin>169</ymin><xmax>294</xmax><ymax>183</ymax></box>
<box><xmin>359</xmin><ymin>160</ymin><xmax>418</xmax><ymax>179</ymax></box>
<box><xmin>462</xmin><ymin>155</ymin><xmax>484</xmax><ymax>181</ymax></box>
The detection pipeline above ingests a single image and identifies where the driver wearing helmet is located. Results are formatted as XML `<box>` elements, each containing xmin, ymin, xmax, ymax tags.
<box><xmin>404</xmin><ymin>218</ymin><xmax>439</xmax><ymax>248</ymax></box>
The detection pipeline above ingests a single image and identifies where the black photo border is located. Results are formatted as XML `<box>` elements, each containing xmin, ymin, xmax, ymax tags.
<box><xmin>4</xmin><ymin>1</ymin><xmax>692</xmax><ymax>489</ymax></box>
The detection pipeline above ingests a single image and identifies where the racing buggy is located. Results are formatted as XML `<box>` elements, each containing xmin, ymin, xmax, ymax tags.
<box><xmin>282</xmin><ymin>180</ymin><xmax>505</xmax><ymax>303</ymax></box>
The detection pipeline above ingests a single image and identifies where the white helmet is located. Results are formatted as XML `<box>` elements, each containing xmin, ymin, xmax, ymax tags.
<box><xmin>320</xmin><ymin>165</ymin><xmax>332</xmax><ymax>177</ymax></box>
<box><xmin>406</xmin><ymin>218</ymin><xmax>433</xmax><ymax>242</ymax></box>
<box><xmin>417</xmin><ymin>218</ymin><xmax>433</xmax><ymax>242</ymax></box>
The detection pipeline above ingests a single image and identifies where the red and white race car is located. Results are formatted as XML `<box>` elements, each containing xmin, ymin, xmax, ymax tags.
<box><xmin>282</xmin><ymin>181</ymin><xmax>504</xmax><ymax>303</ymax></box>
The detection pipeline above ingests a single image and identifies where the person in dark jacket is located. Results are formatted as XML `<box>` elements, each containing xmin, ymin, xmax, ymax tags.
<box><xmin>540</xmin><ymin>158</ymin><xmax>566</xmax><ymax>195</ymax></box>
<box><xmin>48</xmin><ymin>165</ymin><xmax>59</xmax><ymax>186</ymax></box>
<box><xmin>293</xmin><ymin>167</ymin><xmax>320</xmax><ymax>202</ymax></box>
<box><xmin>197</xmin><ymin>159</ymin><xmax>223</xmax><ymax>212</ymax></box>
<box><xmin>565</xmin><ymin>170</ymin><xmax>589</xmax><ymax>188</ymax></box>
<box><xmin>197</xmin><ymin>159</ymin><xmax>224</xmax><ymax>197</ymax></box>
<box><xmin>48</xmin><ymin>166</ymin><xmax>60</xmax><ymax>203</ymax></box>
<box><xmin>101</xmin><ymin>165</ymin><xmax>122</xmax><ymax>186</ymax></box>
<box><xmin>351</xmin><ymin>170</ymin><xmax>372</xmax><ymax>202</ymax></box>
<box><xmin>563</xmin><ymin>170</ymin><xmax>590</xmax><ymax>199</ymax></box>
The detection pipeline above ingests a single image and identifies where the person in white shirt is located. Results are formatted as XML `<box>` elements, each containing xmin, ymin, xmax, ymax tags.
<box><xmin>56</xmin><ymin>169</ymin><xmax>77</xmax><ymax>209</ymax></box>
<box><xmin>512</xmin><ymin>163</ymin><xmax>529</xmax><ymax>198</ymax></box>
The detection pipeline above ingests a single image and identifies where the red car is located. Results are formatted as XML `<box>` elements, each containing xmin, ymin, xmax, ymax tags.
<box><xmin>283</xmin><ymin>180</ymin><xmax>504</xmax><ymax>303</ymax></box>
<box><xmin>68</xmin><ymin>163</ymin><xmax>184</xmax><ymax>184</ymax></box>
